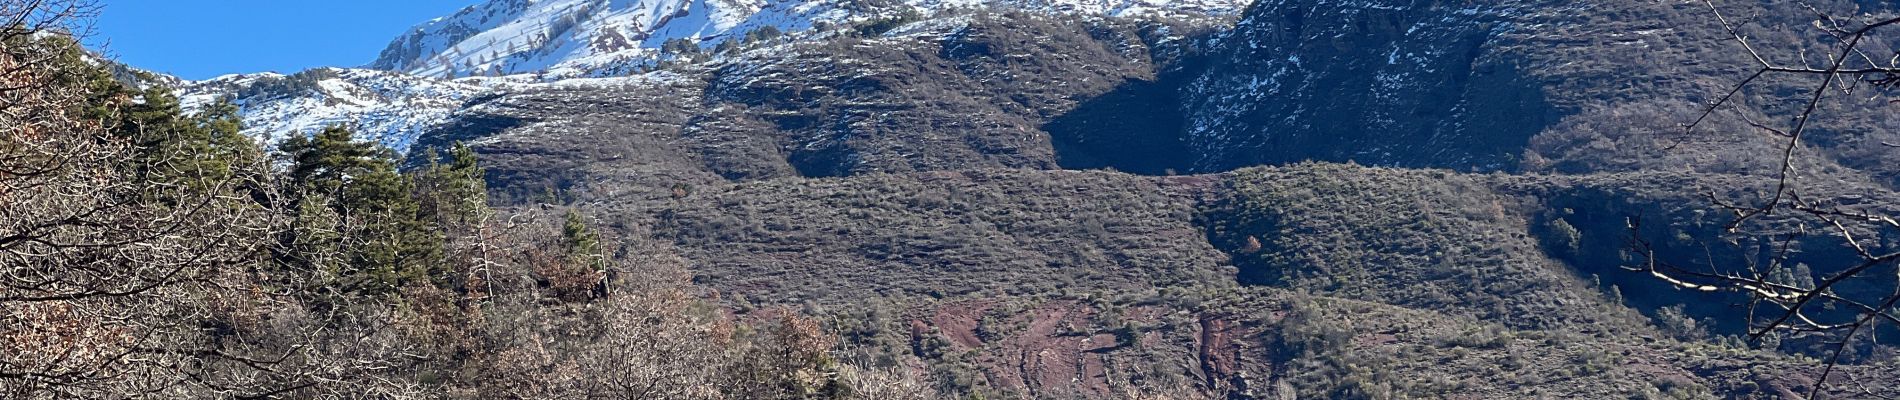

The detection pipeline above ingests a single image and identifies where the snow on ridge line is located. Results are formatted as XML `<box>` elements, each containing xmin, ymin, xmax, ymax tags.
<box><xmin>368</xmin><ymin>0</ymin><xmax>1247</xmax><ymax>81</ymax></box>
<box><xmin>173</xmin><ymin>67</ymin><xmax>707</xmax><ymax>153</ymax></box>
<box><xmin>184</xmin><ymin>0</ymin><xmax>1243</xmax><ymax>153</ymax></box>
<box><xmin>177</xmin><ymin>68</ymin><xmax>495</xmax><ymax>153</ymax></box>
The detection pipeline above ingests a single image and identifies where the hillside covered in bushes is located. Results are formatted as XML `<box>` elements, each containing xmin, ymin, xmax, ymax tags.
<box><xmin>9</xmin><ymin>0</ymin><xmax>1900</xmax><ymax>398</ymax></box>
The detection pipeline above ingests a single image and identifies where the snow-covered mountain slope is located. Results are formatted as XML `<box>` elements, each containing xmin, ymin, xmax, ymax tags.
<box><xmin>176</xmin><ymin>0</ymin><xmax>1240</xmax><ymax>152</ymax></box>
<box><xmin>178</xmin><ymin>68</ymin><xmax>492</xmax><ymax>152</ymax></box>
<box><xmin>367</xmin><ymin>0</ymin><xmax>1244</xmax><ymax>79</ymax></box>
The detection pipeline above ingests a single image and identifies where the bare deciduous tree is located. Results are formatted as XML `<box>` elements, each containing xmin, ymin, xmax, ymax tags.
<box><xmin>1635</xmin><ymin>2</ymin><xmax>1900</xmax><ymax>397</ymax></box>
<box><xmin>0</xmin><ymin>2</ymin><xmax>424</xmax><ymax>397</ymax></box>
<box><xmin>0</xmin><ymin>1</ymin><xmax>266</xmax><ymax>396</ymax></box>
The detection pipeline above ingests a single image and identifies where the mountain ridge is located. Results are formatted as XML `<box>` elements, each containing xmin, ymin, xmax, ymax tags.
<box><xmin>367</xmin><ymin>0</ymin><xmax>1248</xmax><ymax>80</ymax></box>
<box><xmin>178</xmin><ymin>0</ymin><xmax>1244</xmax><ymax>151</ymax></box>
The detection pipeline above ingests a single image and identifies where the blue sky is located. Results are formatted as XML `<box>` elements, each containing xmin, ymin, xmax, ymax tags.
<box><xmin>93</xmin><ymin>0</ymin><xmax>476</xmax><ymax>80</ymax></box>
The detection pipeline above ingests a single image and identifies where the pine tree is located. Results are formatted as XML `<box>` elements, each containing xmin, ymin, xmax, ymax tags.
<box><xmin>279</xmin><ymin>126</ymin><xmax>445</xmax><ymax>295</ymax></box>
<box><xmin>347</xmin><ymin>154</ymin><xmax>443</xmax><ymax>291</ymax></box>
<box><xmin>416</xmin><ymin>142</ymin><xmax>491</xmax><ymax>235</ymax></box>
<box><xmin>562</xmin><ymin>209</ymin><xmax>602</xmax><ymax>272</ymax></box>
<box><xmin>535</xmin><ymin>209</ymin><xmax>608</xmax><ymax>302</ymax></box>
<box><xmin>106</xmin><ymin>82</ymin><xmax>263</xmax><ymax>201</ymax></box>
<box><xmin>416</xmin><ymin>142</ymin><xmax>495</xmax><ymax>297</ymax></box>
<box><xmin>281</xmin><ymin>126</ymin><xmax>383</xmax><ymax>198</ymax></box>
<box><xmin>286</xmin><ymin>190</ymin><xmax>348</xmax><ymax>293</ymax></box>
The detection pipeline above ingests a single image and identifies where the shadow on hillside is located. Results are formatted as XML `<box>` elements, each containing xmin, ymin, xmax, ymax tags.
<box><xmin>1536</xmin><ymin>191</ymin><xmax>1896</xmax><ymax>340</ymax></box>
<box><xmin>1043</xmin><ymin>77</ymin><xmax>1196</xmax><ymax>176</ymax></box>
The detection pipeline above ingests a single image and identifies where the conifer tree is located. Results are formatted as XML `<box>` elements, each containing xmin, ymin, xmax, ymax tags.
<box><xmin>279</xmin><ymin>126</ymin><xmax>445</xmax><ymax>294</ymax></box>
<box><xmin>537</xmin><ymin>209</ymin><xmax>608</xmax><ymax>300</ymax></box>
<box><xmin>415</xmin><ymin>142</ymin><xmax>494</xmax><ymax>297</ymax></box>
<box><xmin>562</xmin><ymin>209</ymin><xmax>603</xmax><ymax>272</ymax></box>
<box><xmin>286</xmin><ymin>190</ymin><xmax>347</xmax><ymax>291</ymax></box>
<box><xmin>113</xmin><ymin>86</ymin><xmax>262</xmax><ymax>198</ymax></box>
<box><xmin>416</xmin><ymin>142</ymin><xmax>490</xmax><ymax>233</ymax></box>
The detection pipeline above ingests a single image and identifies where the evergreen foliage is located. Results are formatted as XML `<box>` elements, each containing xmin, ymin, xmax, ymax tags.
<box><xmin>279</xmin><ymin>125</ymin><xmax>445</xmax><ymax>294</ymax></box>
<box><xmin>562</xmin><ymin>209</ymin><xmax>602</xmax><ymax>270</ymax></box>
<box><xmin>416</xmin><ymin>142</ymin><xmax>491</xmax><ymax>233</ymax></box>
